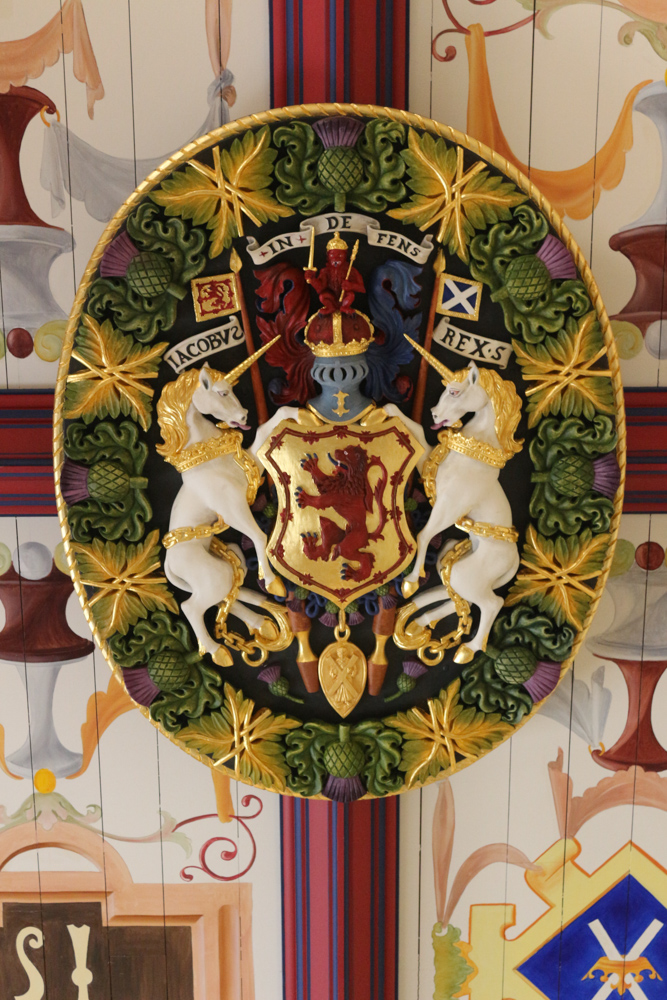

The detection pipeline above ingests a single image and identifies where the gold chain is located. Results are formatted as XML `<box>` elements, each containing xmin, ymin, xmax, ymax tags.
<box><xmin>334</xmin><ymin>608</ymin><xmax>350</xmax><ymax>641</ymax></box>
<box><xmin>455</xmin><ymin>516</ymin><xmax>519</xmax><ymax>543</ymax></box>
<box><xmin>392</xmin><ymin>540</ymin><xmax>473</xmax><ymax>666</ymax></box>
<box><xmin>209</xmin><ymin>538</ymin><xmax>293</xmax><ymax>666</ymax></box>
<box><xmin>162</xmin><ymin>515</ymin><xmax>228</xmax><ymax>548</ymax></box>
<box><xmin>416</xmin><ymin>539</ymin><xmax>473</xmax><ymax>665</ymax></box>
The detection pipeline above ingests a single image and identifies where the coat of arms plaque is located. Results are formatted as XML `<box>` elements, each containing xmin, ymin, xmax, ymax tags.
<box><xmin>55</xmin><ymin>106</ymin><xmax>624</xmax><ymax>799</ymax></box>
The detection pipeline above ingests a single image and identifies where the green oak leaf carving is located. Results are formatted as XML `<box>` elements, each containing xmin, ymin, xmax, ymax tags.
<box><xmin>274</xmin><ymin>119</ymin><xmax>406</xmax><ymax>215</ymax></box>
<box><xmin>64</xmin><ymin>420</ymin><xmax>151</xmax><ymax>544</ymax></box>
<box><xmin>529</xmin><ymin>414</ymin><xmax>618</xmax><ymax>535</ymax></box>
<box><xmin>469</xmin><ymin>204</ymin><xmax>590</xmax><ymax>343</ymax></box>
<box><xmin>86</xmin><ymin>204</ymin><xmax>207</xmax><ymax>343</ymax></box>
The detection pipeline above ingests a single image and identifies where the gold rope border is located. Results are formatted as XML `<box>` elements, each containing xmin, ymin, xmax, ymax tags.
<box><xmin>53</xmin><ymin>103</ymin><xmax>626</xmax><ymax>798</ymax></box>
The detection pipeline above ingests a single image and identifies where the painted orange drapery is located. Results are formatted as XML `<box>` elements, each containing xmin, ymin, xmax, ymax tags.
<box><xmin>465</xmin><ymin>23</ymin><xmax>650</xmax><ymax>220</ymax></box>
<box><xmin>68</xmin><ymin>674</ymin><xmax>135</xmax><ymax>779</ymax></box>
<box><xmin>0</xmin><ymin>0</ymin><xmax>104</xmax><ymax>118</ymax></box>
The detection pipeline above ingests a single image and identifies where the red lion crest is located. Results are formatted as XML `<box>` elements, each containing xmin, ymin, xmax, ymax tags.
<box><xmin>295</xmin><ymin>445</ymin><xmax>388</xmax><ymax>582</ymax></box>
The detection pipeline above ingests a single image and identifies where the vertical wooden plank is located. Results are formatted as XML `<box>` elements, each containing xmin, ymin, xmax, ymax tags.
<box><xmin>397</xmin><ymin>788</ymin><xmax>422</xmax><ymax>998</ymax></box>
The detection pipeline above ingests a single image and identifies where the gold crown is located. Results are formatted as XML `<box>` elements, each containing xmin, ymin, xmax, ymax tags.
<box><xmin>304</xmin><ymin>310</ymin><xmax>374</xmax><ymax>357</ymax></box>
<box><xmin>327</xmin><ymin>232</ymin><xmax>348</xmax><ymax>251</ymax></box>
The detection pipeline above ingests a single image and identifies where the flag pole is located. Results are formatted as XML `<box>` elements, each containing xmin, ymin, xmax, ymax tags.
<box><xmin>230</xmin><ymin>247</ymin><xmax>269</xmax><ymax>424</ymax></box>
<box><xmin>411</xmin><ymin>250</ymin><xmax>445</xmax><ymax>422</ymax></box>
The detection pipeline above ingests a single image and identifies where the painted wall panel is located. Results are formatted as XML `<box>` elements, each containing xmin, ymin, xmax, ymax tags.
<box><xmin>3</xmin><ymin>2</ymin><xmax>667</xmax><ymax>997</ymax></box>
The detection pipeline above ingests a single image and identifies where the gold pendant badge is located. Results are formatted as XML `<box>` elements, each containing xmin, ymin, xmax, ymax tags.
<box><xmin>318</xmin><ymin>612</ymin><xmax>367</xmax><ymax>718</ymax></box>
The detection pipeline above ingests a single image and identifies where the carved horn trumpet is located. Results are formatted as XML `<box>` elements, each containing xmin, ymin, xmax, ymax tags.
<box><xmin>404</xmin><ymin>335</ymin><xmax>456</xmax><ymax>385</ymax></box>
<box><xmin>223</xmin><ymin>335</ymin><xmax>281</xmax><ymax>386</ymax></box>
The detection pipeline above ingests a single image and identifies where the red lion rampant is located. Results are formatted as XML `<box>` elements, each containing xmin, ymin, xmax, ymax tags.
<box><xmin>295</xmin><ymin>445</ymin><xmax>388</xmax><ymax>582</ymax></box>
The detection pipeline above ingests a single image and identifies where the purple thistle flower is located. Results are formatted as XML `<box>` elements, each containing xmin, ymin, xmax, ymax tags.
<box><xmin>100</xmin><ymin>231</ymin><xmax>140</xmax><ymax>278</ymax></box>
<box><xmin>536</xmin><ymin>235</ymin><xmax>577</xmax><ymax>281</ymax></box>
<box><xmin>122</xmin><ymin>666</ymin><xmax>160</xmax><ymax>707</ymax></box>
<box><xmin>379</xmin><ymin>593</ymin><xmax>397</xmax><ymax>610</ymax></box>
<box><xmin>403</xmin><ymin>660</ymin><xmax>428</xmax><ymax>679</ymax></box>
<box><xmin>61</xmin><ymin>458</ymin><xmax>90</xmax><ymax>504</ymax></box>
<box><xmin>323</xmin><ymin>774</ymin><xmax>366</xmax><ymax>802</ymax></box>
<box><xmin>347</xmin><ymin>610</ymin><xmax>364</xmax><ymax>625</ymax></box>
<box><xmin>593</xmin><ymin>453</ymin><xmax>621</xmax><ymax>499</ymax></box>
<box><xmin>385</xmin><ymin>660</ymin><xmax>428</xmax><ymax>701</ymax></box>
<box><xmin>319</xmin><ymin>611</ymin><xmax>339</xmax><ymax>627</ymax></box>
<box><xmin>312</xmin><ymin>116</ymin><xmax>365</xmax><ymax>149</ymax></box>
<box><xmin>258</xmin><ymin>664</ymin><xmax>304</xmax><ymax>704</ymax></box>
<box><xmin>523</xmin><ymin>661</ymin><xmax>561</xmax><ymax>702</ymax></box>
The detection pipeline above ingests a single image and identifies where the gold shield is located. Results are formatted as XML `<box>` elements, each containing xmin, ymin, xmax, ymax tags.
<box><xmin>257</xmin><ymin>413</ymin><xmax>422</xmax><ymax>607</ymax></box>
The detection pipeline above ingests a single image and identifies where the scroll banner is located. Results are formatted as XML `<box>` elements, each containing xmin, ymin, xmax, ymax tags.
<box><xmin>246</xmin><ymin>212</ymin><xmax>434</xmax><ymax>264</ymax></box>
<box><xmin>432</xmin><ymin>318</ymin><xmax>512</xmax><ymax>368</ymax></box>
<box><xmin>164</xmin><ymin>316</ymin><xmax>243</xmax><ymax>373</ymax></box>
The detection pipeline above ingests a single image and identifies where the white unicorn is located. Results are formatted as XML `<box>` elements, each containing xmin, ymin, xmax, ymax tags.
<box><xmin>386</xmin><ymin>338</ymin><xmax>523</xmax><ymax>664</ymax></box>
<box><xmin>157</xmin><ymin>341</ymin><xmax>286</xmax><ymax>665</ymax></box>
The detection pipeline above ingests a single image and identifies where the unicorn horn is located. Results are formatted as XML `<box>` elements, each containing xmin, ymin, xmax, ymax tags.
<box><xmin>404</xmin><ymin>335</ymin><xmax>455</xmax><ymax>384</ymax></box>
<box><xmin>223</xmin><ymin>335</ymin><xmax>281</xmax><ymax>385</ymax></box>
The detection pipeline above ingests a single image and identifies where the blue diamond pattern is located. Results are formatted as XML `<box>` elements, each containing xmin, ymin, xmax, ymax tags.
<box><xmin>518</xmin><ymin>875</ymin><xmax>667</xmax><ymax>998</ymax></box>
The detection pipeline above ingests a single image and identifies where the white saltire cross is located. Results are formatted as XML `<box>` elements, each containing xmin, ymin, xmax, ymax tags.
<box><xmin>441</xmin><ymin>278</ymin><xmax>480</xmax><ymax>315</ymax></box>
<box><xmin>587</xmin><ymin>918</ymin><xmax>663</xmax><ymax>999</ymax></box>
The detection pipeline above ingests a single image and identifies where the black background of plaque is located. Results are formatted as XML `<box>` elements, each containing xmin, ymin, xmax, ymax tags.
<box><xmin>67</xmin><ymin>118</ymin><xmax>555</xmax><ymax>728</ymax></box>
<box><xmin>0</xmin><ymin>902</ymin><xmax>194</xmax><ymax>998</ymax></box>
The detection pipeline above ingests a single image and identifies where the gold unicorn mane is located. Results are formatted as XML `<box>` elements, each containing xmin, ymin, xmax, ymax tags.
<box><xmin>476</xmin><ymin>368</ymin><xmax>523</xmax><ymax>458</ymax></box>
<box><xmin>156</xmin><ymin>367</ymin><xmax>228</xmax><ymax>461</ymax></box>
<box><xmin>444</xmin><ymin>365</ymin><xmax>523</xmax><ymax>459</ymax></box>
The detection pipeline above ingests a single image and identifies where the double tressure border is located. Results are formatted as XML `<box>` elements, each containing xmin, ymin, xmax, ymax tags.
<box><xmin>53</xmin><ymin>103</ymin><xmax>625</xmax><ymax>797</ymax></box>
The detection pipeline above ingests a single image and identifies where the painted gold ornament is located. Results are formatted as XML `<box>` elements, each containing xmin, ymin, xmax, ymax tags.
<box><xmin>55</xmin><ymin>106</ymin><xmax>624</xmax><ymax>799</ymax></box>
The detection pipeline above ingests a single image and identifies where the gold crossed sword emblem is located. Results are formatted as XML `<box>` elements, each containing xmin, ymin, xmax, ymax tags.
<box><xmin>318</xmin><ymin>638</ymin><xmax>367</xmax><ymax>718</ymax></box>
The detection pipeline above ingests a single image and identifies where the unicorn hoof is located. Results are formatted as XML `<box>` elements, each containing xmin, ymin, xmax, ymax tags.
<box><xmin>255</xmin><ymin>618</ymin><xmax>280</xmax><ymax>642</ymax></box>
<box><xmin>453</xmin><ymin>644</ymin><xmax>475</xmax><ymax>665</ymax></box>
<box><xmin>402</xmin><ymin>578</ymin><xmax>419</xmax><ymax>599</ymax></box>
<box><xmin>266</xmin><ymin>577</ymin><xmax>286</xmax><ymax>597</ymax></box>
<box><xmin>212</xmin><ymin>645</ymin><xmax>234</xmax><ymax>667</ymax></box>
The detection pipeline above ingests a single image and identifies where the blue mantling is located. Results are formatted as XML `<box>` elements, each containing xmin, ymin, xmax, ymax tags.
<box><xmin>365</xmin><ymin>260</ymin><xmax>423</xmax><ymax>402</ymax></box>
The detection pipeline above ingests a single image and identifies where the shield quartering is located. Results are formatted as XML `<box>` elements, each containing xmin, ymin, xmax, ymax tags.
<box><xmin>258</xmin><ymin>415</ymin><xmax>422</xmax><ymax>607</ymax></box>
